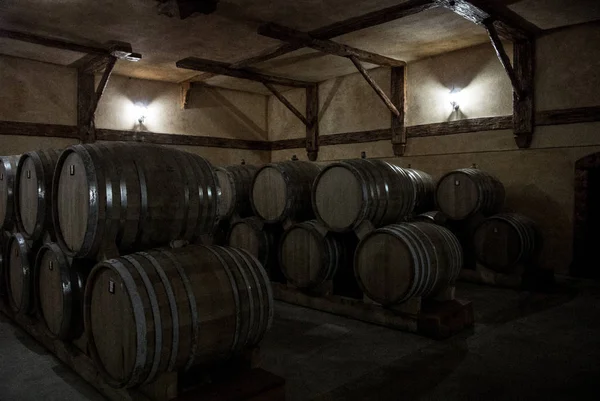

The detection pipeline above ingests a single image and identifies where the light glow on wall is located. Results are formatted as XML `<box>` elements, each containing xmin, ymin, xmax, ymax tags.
<box><xmin>128</xmin><ymin>102</ymin><xmax>148</xmax><ymax>125</ymax></box>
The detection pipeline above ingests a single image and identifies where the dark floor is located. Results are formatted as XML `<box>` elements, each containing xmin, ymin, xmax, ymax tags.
<box><xmin>1</xmin><ymin>278</ymin><xmax>600</xmax><ymax>401</ymax></box>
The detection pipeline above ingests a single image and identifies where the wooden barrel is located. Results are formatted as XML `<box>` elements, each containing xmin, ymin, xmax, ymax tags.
<box><xmin>251</xmin><ymin>161</ymin><xmax>320</xmax><ymax>223</ymax></box>
<box><xmin>227</xmin><ymin>217</ymin><xmax>282</xmax><ymax>280</ymax></box>
<box><xmin>405</xmin><ymin>168</ymin><xmax>435</xmax><ymax>214</ymax></box>
<box><xmin>52</xmin><ymin>142</ymin><xmax>219</xmax><ymax>259</ymax></box>
<box><xmin>313</xmin><ymin>159</ymin><xmax>418</xmax><ymax>232</ymax></box>
<box><xmin>436</xmin><ymin>168</ymin><xmax>505</xmax><ymax>220</ymax></box>
<box><xmin>215</xmin><ymin>165</ymin><xmax>258</xmax><ymax>219</ymax></box>
<box><xmin>0</xmin><ymin>230</ymin><xmax>11</xmax><ymax>299</ymax></box>
<box><xmin>0</xmin><ymin>155</ymin><xmax>20</xmax><ymax>230</ymax></box>
<box><xmin>279</xmin><ymin>220</ymin><xmax>345</xmax><ymax>289</ymax></box>
<box><xmin>4</xmin><ymin>233</ymin><xmax>35</xmax><ymax>314</ymax></box>
<box><xmin>473</xmin><ymin>213</ymin><xmax>540</xmax><ymax>272</ymax></box>
<box><xmin>34</xmin><ymin>243</ymin><xmax>92</xmax><ymax>340</ymax></box>
<box><xmin>354</xmin><ymin>222</ymin><xmax>462</xmax><ymax>305</ymax></box>
<box><xmin>413</xmin><ymin>211</ymin><xmax>449</xmax><ymax>226</ymax></box>
<box><xmin>83</xmin><ymin>245</ymin><xmax>273</xmax><ymax>388</ymax></box>
<box><xmin>15</xmin><ymin>150</ymin><xmax>60</xmax><ymax>241</ymax></box>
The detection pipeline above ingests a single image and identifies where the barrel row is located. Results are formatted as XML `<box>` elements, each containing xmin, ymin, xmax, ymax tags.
<box><xmin>215</xmin><ymin>164</ymin><xmax>257</xmax><ymax>220</ymax></box>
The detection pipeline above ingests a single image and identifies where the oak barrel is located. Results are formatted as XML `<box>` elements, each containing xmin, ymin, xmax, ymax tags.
<box><xmin>227</xmin><ymin>217</ymin><xmax>282</xmax><ymax>280</ymax></box>
<box><xmin>0</xmin><ymin>155</ymin><xmax>20</xmax><ymax>230</ymax></box>
<box><xmin>83</xmin><ymin>245</ymin><xmax>273</xmax><ymax>388</ymax></box>
<box><xmin>436</xmin><ymin>168</ymin><xmax>505</xmax><ymax>220</ymax></box>
<box><xmin>473</xmin><ymin>213</ymin><xmax>540</xmax><ymax>272</ymax></box>
<box><xmin>354</xmin><ymin>222</ymin><xmax>462</xmax><ymax>305</ymax></box>
<box><xmin>35</xmin><ymin>243</ymin><xmax>92</xmax><ymax>340</ymax></box>
<box><xmin>251</xmin><ymin>161</ymin><xmax>320</xmax><ymax>223</ymax></box>
<box><xmin>413</xmin><ymin>211</ymin><xmax>449</xmax><ymax>226</ymax></box>
<box><xmin>215</xmin><ymin>164</ymin><xmax>258</xmax><ymax>219</ymax></box>
<box><xmin>279</xmin><ymin>220</ymin><xmax>345</xmax><ymax>289</ymax></box>
<box><xmin>313</xmin><ymin>159</ymin><xmax>419</xmax><ymax>232</ymax></box>
<box><xmin>406</xmin><ymin>168</ymin><xmax>435</xmax><ymax>214</ymax></box>
<box><xmin>0</xmin><ymin>230</ymin><xmax>11</xmax><ymax>299</ymax></box>
<box><xmin>52</xmin><ymin>142</ymin><xmax>219</xmax><ymax>259</ymax></box>
<box><xmin>15</xmin><ymin>150</ymin><xmax>61</xmax><ymax>241</ymax></box>
<box><xmin>4</xmin><ymin>233</ymin><xmax>35</xmax><ymax>314</ymax></box>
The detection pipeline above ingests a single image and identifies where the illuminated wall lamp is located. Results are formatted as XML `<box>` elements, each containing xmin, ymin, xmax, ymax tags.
<box><xmin>134</xmin><ymin>104</ymin><xmax>148</xmax><ymax>124</ymax></box>
<box><xmin>449</xmin><ymin>87</ymin><xmax>461</xmax><ymax>111</ymax></box>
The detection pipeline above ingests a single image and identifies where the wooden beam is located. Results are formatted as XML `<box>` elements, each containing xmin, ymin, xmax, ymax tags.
<box><xmin>436</xmin><ymin>0</ymin><xmax>541</xmax><ymax>41</ymax></box>
<box><xmin>0</xmin><ymin>121</ymin><xmax>80</xmax><ymax>139</ymax></box>
<box><xmin>0</xmin><ymin>29</ymin><xmax>141</xmax><ymax>60</ymax></box>
<box><xmin>391</xmin><ymin>66</ymin><xmax>407</xmax><ymax>156</ymax></box>
<box><xmin>513</xmin><ymin>39</ymin><xmax>535</xmax><ymax>148</ymax></box>
<box><xmin>263</xmin><ymin>83</ymin><xmax>309</xmax><ymax>126</ymax></box>
<box><xmin>306</xmin><ymin>85</ymin><xmax>319</xmax><ymax>161</ymax></box>
<box><xmin>484</xmin><ymin>21</ymin><xmax>522</xmax><ymax>98</ymax></box>
<box><xmin>258</xmin><ymin>23</ymin><xmax>406</xmax><ymax>68</ymax></box>
<box><xmin>536</xmin><ymin>106</ymin><xmax>600</xmax><ymax>126</ymax></box>
<box><xmin>350</xmin><ymin>57</ymin><xmax>401</xmax><ymax>118</ymax></box>
<box><xmin>189</xmin><ymin>0</ymin><xmax>436</xmax><ymax>81</ymax></box>
<box><xmin>95</xmin><ymin>129</ymin><xmax>271</xmax><ymax>150</ymax></box>
<box><xmin>176</xmin><ymin>57</ymin><xmax>315</xmax><ymax>88</ymax></box>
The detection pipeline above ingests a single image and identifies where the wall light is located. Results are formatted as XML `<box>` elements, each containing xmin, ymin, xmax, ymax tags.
<box><xmin>133</xmin><ymin>103</ymin><xmax>148</xmax><ymax>124</ymax></box>
<box><xmin>449</xmin><ymin>87</ymin><xmax>462</xmax><ymax>111</ymax></box>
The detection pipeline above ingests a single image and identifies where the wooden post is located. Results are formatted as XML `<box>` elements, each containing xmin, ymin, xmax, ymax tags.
<box><xmin>306</xmin><ymin>85</ymin><xmax>319</xmax><ymax>161</ymax></box>
<box><xmin>391</xmin><ymin>66</ymin><xmax>407</xmax><ymax>156</ymax></box>
<box><xmin>513</xmin><ymin>39</ymin><xmax>534</xmax><ymax>148</ymax></box>
<box><xmin>77</xmin><ymin>71</ymin><xmax>95</xmax><ymax>143</ymax></box>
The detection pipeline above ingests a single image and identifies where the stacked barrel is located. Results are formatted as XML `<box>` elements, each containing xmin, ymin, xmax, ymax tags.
<box><xmin>0</xmin><ymin>142</ymin><xmax>273</xmax><ymax>390</ymax></box>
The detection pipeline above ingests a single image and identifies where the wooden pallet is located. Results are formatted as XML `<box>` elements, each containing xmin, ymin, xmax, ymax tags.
<box><xmin>0</xmin><ymin>301</ymin><xmax>285</xmax><ymax>401</ymax></box>
<box><xmin>271</xmin><ymin>282</ymin><xmax>474</xmax><ymax>340</ymax></box>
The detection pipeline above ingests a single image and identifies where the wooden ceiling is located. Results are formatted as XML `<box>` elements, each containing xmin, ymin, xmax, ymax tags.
<box><xmin>0</xmin><ymin>0</ymin><xmax>599</xmax><ymax>94</ymax></box>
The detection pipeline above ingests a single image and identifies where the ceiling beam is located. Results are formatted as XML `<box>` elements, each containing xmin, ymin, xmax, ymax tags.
<box><xmin>350</xmin><ymin>56</ymin><xmax>401</xmax><ymax>118</ymax></box>
<box><xmin>176</xmin><ymin>57</ymin><xmax>316</xmax><ymax>88</ymax></box>
<box><xmin>190</xmin><ymin>0</ymin><xmax>436</xmax><ymax>81</ymax></box>
<box><xmin>258</xmin><ymin>23</ymin><xmax>406</xmax><ymax>68</ymax></box>
<box><xmin>436</xmin><ymin>0</ymin><xmax>541</xmax><ymax>41</ymax></box>
<box><xmin>0</xmin><ymin>28</ymin><xmax>142</xmax><ymax>61</ymax></box>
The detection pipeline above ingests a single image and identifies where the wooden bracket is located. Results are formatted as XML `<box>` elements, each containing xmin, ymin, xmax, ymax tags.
<box><xmin>306</xmin><ymin>85</ymin><xmax>319</xmax><ymax>161</ymax></box>
<box><xmin>484</xmin><ymin>20</ymin><xmax>523</xmax><ymax>98</ymax></box>
<box><xmin>350</xmin><ymin>57</ymin><xmax>401</xmax><ymax>118</ymax></box>
<box><xmin>391</xmin><ymin>66</ymin><xmax>407</xmax><ymax>156</ymax></box>
<box><xmin>180</xmin><ymin>81</ymin><xmax>192</xmax><ymax>109</ymax></box>
<box><xmin>263</xmin><ymin>83</ymin><xmax>309</xmax><ymax>126</ymax></box>
<box><xmin>78</xmin><ymin>56</ymin><xmax>118</xmax><ymax>143</ymax></box>
<box><xmin>513</xmin><ymin>39</ymin><xmax>535</xmax><ymax>148</ymax></box>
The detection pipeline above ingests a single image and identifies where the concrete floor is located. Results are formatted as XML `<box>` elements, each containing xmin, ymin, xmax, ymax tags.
<box><xmin>1</xmin><ymin>278</ymin><xmax>600</xmax><ymax>401</ymax></box>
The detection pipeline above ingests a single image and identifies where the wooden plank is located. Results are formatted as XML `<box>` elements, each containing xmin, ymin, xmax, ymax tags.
<box><xmin>258</xmin><ymin>23</ymin><xmax>406</xmax><ymax>68</ymax></box>
<box><xmin>0</xmin><ymin>121</ymin><xmax>79</xmax><ymax>138</ymax></box>
<box><xmin>0</xmin><ymin>29</ymin><xmax>141</xmax><ymax>60</ymax></box>
<box><xmin>263</xmin><ymin>83</ymin><xmax>309</xmax><ymax>126</ymax></box>
<box><xmin>408</xmin><ymin>116</ymin><xmax>513</xmax><ymax>137</ymax></box>
<box><xmin>320</xmin><ymin>129</ymin><xmax>392</xmax><ymax>146</ymax></box>
<box><xmin>77</xmin><ymin>71</ymin><xmax>95</xmax><ymax>142</ymax></box>
<box><xmin>513</xmin><ymin>39</ymin><xmax>534</xmax><ymax>148</ymax></box>
<box><xmin>95</xmin><ymin>129</ymin><xmax>272</xmax><ymax>150</ymax></box>
<box><xmin>484</xmin><ymin>21</ymin><xmax>522</xmax><ymax>98</ymax></box>
<box><xmin>71</xmin><ymin>54</ymin><xmax>112</xmax><ymax>74</ymax></box>
<box><xmin>391</xmin><ymin>66</ymin><xmax>407</xmax><ymax>156</ymax></box>
<box><xmin>306</xmin><ymin>85</ymin><xmax>319</xmax><ymax>161</ymax></box>
<box><xmin>176</xmin><ymin>57</ymin><xmax>315</xmax><ymax>88</ymax></box>
<box><xmin>350</xmin><ymin>57</ymin><xmax>400</xmax><ymax>117</ymax></box>
<box><xmin>436</xmin><ymin>0</ymin><xmax>541</xmax><ymax>41</ymax></box>
<box><xmin>270</xmin><ymin>138</ymin><xmax>307</xmax><ymax>151</ymax></box>
<box><xmin>536</xmin><ymin>106</ymin><xmax>600</xmax><ymax>126</ymax></box>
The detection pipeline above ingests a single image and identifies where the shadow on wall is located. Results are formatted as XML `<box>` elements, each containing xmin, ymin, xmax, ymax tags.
<box><xmin>187</xmin><ymin>86</ymin><xmax>267</xmax><ymax>140</ymax></box>
<box><xmin>504</xmin><ymin>183</ymin><xmax>571</xmax><ymax>273</ymax></box>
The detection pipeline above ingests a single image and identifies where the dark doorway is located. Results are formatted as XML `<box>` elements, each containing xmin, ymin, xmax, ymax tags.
<box><xmin>572</xmin><ymin>152</ymin><xmax>600</xmax><ymax>278</ymax></box>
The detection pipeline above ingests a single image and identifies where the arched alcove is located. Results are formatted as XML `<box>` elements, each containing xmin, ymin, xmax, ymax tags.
<box><xmin>571</xmin><ymin>152</ymin><xmax>600</xmax><ymax>278</ymax></box>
